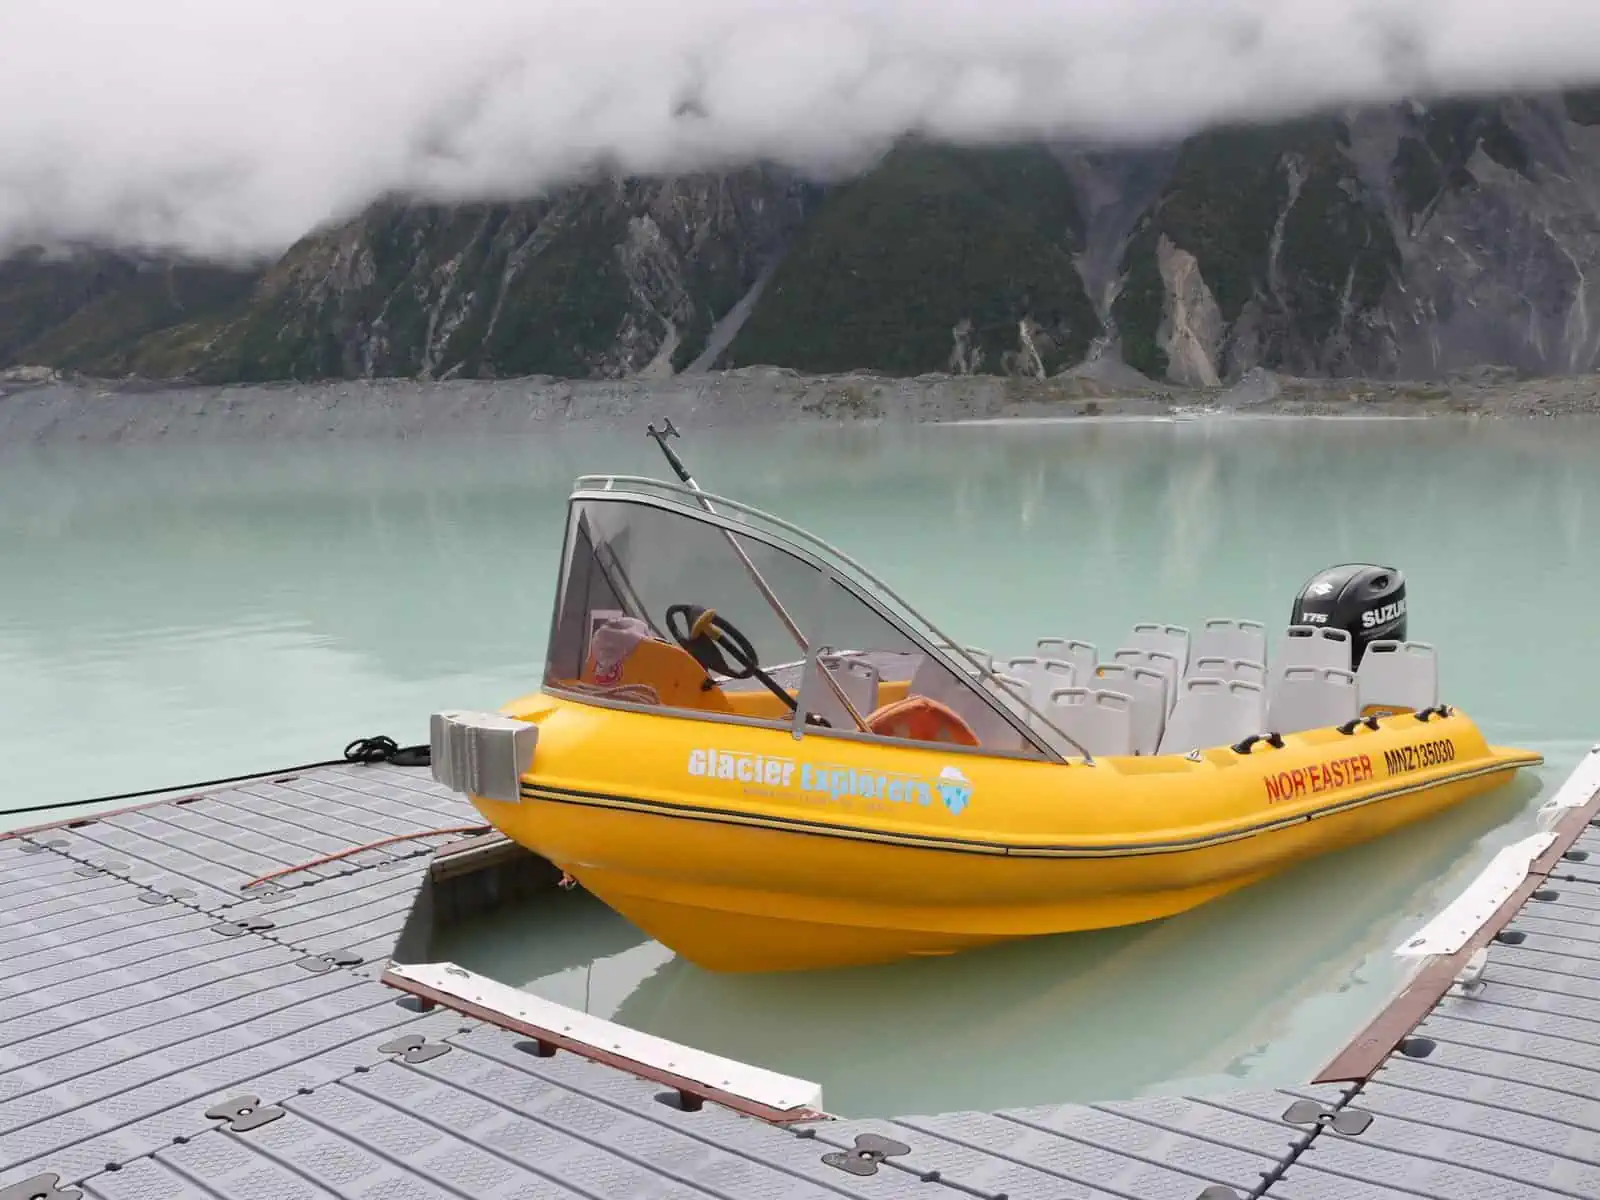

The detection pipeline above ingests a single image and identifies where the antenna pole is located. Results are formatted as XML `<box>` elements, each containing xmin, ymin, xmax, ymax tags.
<box><xmin>645</xmin><ymin>419</ymin><xmax>870</xmax><ymax>733</ymax></box>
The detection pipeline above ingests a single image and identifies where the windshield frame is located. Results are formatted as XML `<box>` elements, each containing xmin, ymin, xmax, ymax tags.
<box><xmin>540</xmin><ymin>474</ymin><xmax>1074</xmax><ymax>764</ymax></box>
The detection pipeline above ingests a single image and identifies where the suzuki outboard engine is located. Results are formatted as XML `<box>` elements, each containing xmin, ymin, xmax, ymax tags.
<box><xmin>1289</xmin><ymin>564</ymin><xmax>1407</xmax><ymax>669</ymax></box>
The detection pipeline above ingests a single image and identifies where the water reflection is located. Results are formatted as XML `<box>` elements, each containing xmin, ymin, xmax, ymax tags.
<box><xmin>440</xmin><ymin>768</ymin><xmax>1540</xmax><ymax>1117</ymax></box>
<box><xmin>5</xmin><ymin>415</ymin><xmax>1596</xmax><ymax>784</ymax></box>
<box><xmin>4</xmin><ymin>413</ymin><xmax>1599</xmax><ymax>1109</ymax></box>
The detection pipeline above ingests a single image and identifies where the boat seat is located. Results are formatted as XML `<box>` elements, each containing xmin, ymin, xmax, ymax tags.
<box><xmin>1268</xmin><ymin>626</ymin><xmax>1354</xmax><ymax>701</ymax></box>
<box><xmin>933</xmin><ymin>641</ymin><xmax>993</xmax><ymax>677</ymax></box>
<box><xmin>1111</xmin><ymin>646</ymin><xmax>1182</xmax><ymax>715</ymax></box>
<box><xmin>1356</xmin><ymin>640</ymin><xmax>1438</xmax><ymax>713</ymax></box>
<box><xmin>799</xmin><ymin>655</ymin><xmax>881</xmax><ymax>730</ymax></box>
<box><xmin>1035</xmin><ymin>658</ymin><xmax>1078</xmax><ymax>705</ymax></box>
<box><xmin>1188</xmin><ymin>656</ymin><xmax>1266</xmax><ymax>688</ymax></box>
<box><xmin>1044</xmin><ymin>687</ymin><xmax>1135</xmax><ymax>757</ymax></box>
<box><xmin>1091</xmin><ymin>662</ymin><xmax>1168</xmax><ymax>755</ymax></box>
<box><xmin>907</xmin><ymin>653</ymin><xmax>1027</xmax><ymax>748</ymax></box>
<box><xmin>1266</xmin><ymin>666</ymin><xmax>1359</xmax><ymax>733</ymax></box>
<box><xmin>958</xmin><ymin>646</ymin><xmax>995</xmax><ymax>675</ymax></box>
<box><xmin>1000</xmin><ymin>657</ymin><xmax>1079</xmax><ymax>713</ymax></box>
<box><xmin>1000</xmin><ymin>656</ymin><xmax>1043</xmax><ymax>688</ymax></box>
<box><xmin>580</xmin><ymin>630</ymin><xmax>731</xmax><ymax>712</ymax></box>
<box><xmin>993</xmin><ymin>671</ymin><xmax>1032</xmax><ymax>709</ymax></box>
<box><xmin>1129</xmin><ymin>622</ymin><xmax>1190</xmax><ymax>673</ymax></box>
<box><xmin>1158</xmin><ymin>678</ymin><xmax>1266</xmax><ymax>756</ymax></box>
<box><xmin>1193</xmin><ymin>618</ymin><xmax>1267</xmax><ymax>667</ymax></box>
<box><xmin>1273</xmin><ymin>625</ymin><xmax>1353</xmax><ymax>673</ymax></box>
<box><xmin>1036</xmin><ymin>637</ymin><xmax>1096</xmax><ymax>678</ymax></box>
<box><xmin>822</xmin><ymin>655</ymin><xmax>881</xmax><ymax>712</ymax></box>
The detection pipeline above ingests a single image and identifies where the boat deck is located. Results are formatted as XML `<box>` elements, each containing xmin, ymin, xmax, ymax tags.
<box><xmin>4</xmin><ymin>750</ymin><xmax>1599</xmax><ymax>1200</ymax></box>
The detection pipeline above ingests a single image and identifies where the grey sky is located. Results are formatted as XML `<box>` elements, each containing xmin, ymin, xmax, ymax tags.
<box><xmin>3</xmin><ymin>0</ymin><xmax>1599</xmax><ymax>258</ymax></box>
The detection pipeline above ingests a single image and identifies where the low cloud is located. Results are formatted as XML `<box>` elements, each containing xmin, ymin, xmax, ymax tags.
<box><xmin>4</xmin><ymin>0</ymin><xmax>1599</xmax><ymax>258</ymax></box>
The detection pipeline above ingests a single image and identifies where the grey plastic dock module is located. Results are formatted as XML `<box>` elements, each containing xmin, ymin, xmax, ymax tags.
<box><xmin>5</xmin><ymin>755</ymin><xmax>1600</xmax><ymax>1200</ymax></box>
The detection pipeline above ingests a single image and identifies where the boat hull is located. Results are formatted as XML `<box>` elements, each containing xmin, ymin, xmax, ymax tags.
<box><xmin>472</xmin><ymin>693</ymin><xmax>1541</xmax><ymax>973</ymax></box>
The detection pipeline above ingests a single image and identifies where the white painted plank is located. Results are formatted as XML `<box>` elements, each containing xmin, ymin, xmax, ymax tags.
<box><xmin>388</xmin><ymin>961</ymin><xmax>825</xmax><ymax>1113</ymax></box>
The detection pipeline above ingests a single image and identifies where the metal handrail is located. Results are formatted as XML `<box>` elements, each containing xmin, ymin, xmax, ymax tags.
<box><xmin>571</xmin><ymin>473</ymin><xmax>1096</xmax><ymax>763</ymax></box>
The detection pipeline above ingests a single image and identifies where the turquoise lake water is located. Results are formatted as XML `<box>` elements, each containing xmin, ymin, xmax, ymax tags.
<box><xmin>3</xmin><ymin>413</ymin><xmax>1596</xmax><ymax>1116</ymax></box>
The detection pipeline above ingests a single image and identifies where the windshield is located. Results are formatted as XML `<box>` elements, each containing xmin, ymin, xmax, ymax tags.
<box><xmin>543</xmin><ymin>491</ymin><xmax>1052</xmax><ymax>761</ymax></box>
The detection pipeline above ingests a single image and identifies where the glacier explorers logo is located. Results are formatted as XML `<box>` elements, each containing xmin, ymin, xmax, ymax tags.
<box><xmin>935</xmin><ymin>766</ymin><xmax>974</xmax><ymax>815</ymax></box>
<box><xmin>799</xmin><ymin>761</ymin><xmax>976</xmax><ymax>815</ymax></box>
<box><xmin>687</xmin><ymin>747</ymin><xmax>975</xmax><ymax>815</ymax></box>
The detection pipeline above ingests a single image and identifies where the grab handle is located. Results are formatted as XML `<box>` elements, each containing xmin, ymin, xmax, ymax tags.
<box><xmin>1337</xmin><ymin>715</ymin><xmax>1381</xmax><ymax>735</ymax></box>
<box><xmin>1232</xmin><ymin>732</ymin><xmax>1285</xmax><ymax>755</ymax></box>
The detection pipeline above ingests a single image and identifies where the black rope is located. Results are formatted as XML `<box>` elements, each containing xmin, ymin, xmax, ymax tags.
<box><xmin>2</xmin><ymin>734</ymin><xmax>431</xmax><ymax>819</ymax></box>
<box><xmin>342</xmin><ymin>735</ymin><xmax>431</xmax><ymax>767</ymax></box>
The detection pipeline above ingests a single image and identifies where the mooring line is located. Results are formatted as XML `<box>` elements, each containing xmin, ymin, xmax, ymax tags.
<box><xmin>1</xmin><ymin>734</ymin><xmax>430</xmax><ymax>819</ymax></box>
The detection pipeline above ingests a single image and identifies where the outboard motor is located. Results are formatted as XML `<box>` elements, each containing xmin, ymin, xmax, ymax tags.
<box><xmin>1289</xmin><ymin>564</ymin><xmax>1407</xmax><ymax>669</ymax></box>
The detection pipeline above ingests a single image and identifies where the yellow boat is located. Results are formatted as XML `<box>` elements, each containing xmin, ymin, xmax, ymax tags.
<box><xmin>429</xmin><ymin>443</ymin><xmax>1541</xmax><ymax>974</ymax></box>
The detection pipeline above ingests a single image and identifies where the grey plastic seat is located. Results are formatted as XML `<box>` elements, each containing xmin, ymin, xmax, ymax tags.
<box><xmin>1188</xmin><ymin>656</ymin><xmax>1266</xmax><ymax>687</ymax></box>
<box><xmin>1266</xmin><ymin>666</ymin><xmax>1359</xmax><ymax>733</ymax></box>
<box><xmin>1000</xmin><ymin>656</ymin><xmax>1078</xmax><ymax>715</ymax></box>
<box><xmin>1091</xmin><ymin>661</ymin><xmax>1168</xmax><ymax>755</ymax></box>
<box><xmin>799</xmin><ymin>655</ymin><xmax>882</xmax><ymax>730</ymax></box>
<box><xmin>1044</xmin><ymin>686</ymin><xmax>1135</xmax><ymax>757</ymax></box>
<box><xmin>1356</xmin><ymin>641</ymin><xmax>1439</xmax><ymax>712</ymax></box>
<box><xmin>822</xmin><ymin>654</ymin><xmax>881</xmax><ymax>714</ymax></box>
<box><xmin>1193</xmin><ymin>618</ymin><xmax>1267</xmax><ymax>667</ymax></box>
<box><xmin>1158</xmin><ymin>678</ymin><xmax>1266</xmax><ymax>755</ymax></box>
<box><xmin>907</xmin><ymin>654</ymin><xmax>1026</xmax><ymax>747</ymax></box>
<box><xmin>1273</xmin><ymin>625</ymin><xmax>1353</xmax><ymax>673</ymax></box>
<box><xmin>1111</xmin><ymin>646</ymin><xmax>1182</xmax><ymax>715</ymax></box>
<box><xmin>938</xmin><ymin>644</ymin><xmax>993</xmax><ymax>676</ymax></box>
<box><xmin>993</xmin><ymin>669</ymin><xmax>1072</xmax><ymax>743</ymax></box>
<box><xmin>1035</xmin><ymin>658</ymin><xmax>1078</xmax><ymax>704</ymax></box>
<box><xmin>995</xmin><ymin>660</ymin><xmax>1041</xmax><ymax>727</ymax></box>
<box><xmin>1269</xmin><ymin>625</ymin><xmax>1353</xmax><ymax>701</ymax></box>
<box><xmin>1130</xmin><ymin>622</ymin><xmax>1190</xmax><ymax>673</ymax></box>
<box><xmin>992</xmin><ymin>671</ymin><xmax>1032</xmax><ymax>711</ymax></box>
<box><xmin>1036</xmin><ymin>637</ymin><xmax>1096</xmax><ymax>678</ymax></box>
<box><xmin>1001</xmin><ymin>656</ymin><xmax>1043</xmax><ymax>685</ymax></box>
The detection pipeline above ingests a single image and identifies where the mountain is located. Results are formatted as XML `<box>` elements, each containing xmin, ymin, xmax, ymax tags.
<box><xmin>0</xmin><ymin>248</ymin><xmax>256</xmax><ymax>377</ymax></box>
<box><xmin>1114</xmin><ymin>93</ymin><xmax>1600</xmax><ymax>383</ymax></box>
<box><xmin>4</xmin><ymin>90</ymin><xmax>1599</xmax><ymax>387</ymax></box>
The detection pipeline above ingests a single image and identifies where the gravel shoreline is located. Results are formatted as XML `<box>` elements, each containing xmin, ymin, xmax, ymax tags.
<box><xmin>2</xmin><ymin>364</ymin><xmax>1598</xmax><ymax>444</ymax></box>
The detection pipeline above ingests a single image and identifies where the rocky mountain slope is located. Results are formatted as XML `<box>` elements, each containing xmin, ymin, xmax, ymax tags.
<box><xmin>4</xmin><ymin>90</ymin><xmax>1598</xmax><ymax>387</ymax></box>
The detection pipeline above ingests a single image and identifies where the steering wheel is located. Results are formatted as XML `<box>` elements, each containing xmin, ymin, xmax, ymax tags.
<box><xmin>665</xmin><ymin>603</ymin><xmax>802</xmax><ymax>715</ymax></box>
<box><xmin>665</xmin><ymin>604</ymin><xmax>760</xmax><ymax>679</ymax></box>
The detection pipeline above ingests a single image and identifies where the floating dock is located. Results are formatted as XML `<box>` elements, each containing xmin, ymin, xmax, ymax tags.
<box><xmin>4</xmin><ymin>747</ymin><xmax>1599</xmax><ymax>1200</ymax></box>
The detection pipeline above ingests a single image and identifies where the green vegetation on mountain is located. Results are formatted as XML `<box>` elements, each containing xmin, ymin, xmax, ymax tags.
<box><xmin>195</xmin><ymin>200</ymin><xmax>638</xmax><ymax>382</ymax></box>
<box><xmin>1113</xmin><ymin>119</ymin><xmax>1398</xmax><ymax>378</ymax></box>
<box><xmin>1393</xmin><ymin>99</ymin><xmax>1534</xmax><ymax>220</ymax></box>
<box><xmin>1275</xmin><ymin>134</ymin><xmax>1400</xmax><ymax>365</ymax></box>
<box><xmin>1114</xmin><ymin>124</ymin><xmax>1297</xmax><ymax>376</ymax></box>
<box><xmin>670</xmin><ymin>239</ymin><xmax>761</xmax><ymax>373</ymax></box>
<box><xmin>725</xmin><ymin>143</ymin><xmax>1098</xmax><ymax>375</ymax></box>
<box><xmin>0</xmin><ymin>250</ymin><xmax>256</xmax><ymax>375</ymax></box>
<box><xmin>189</xmin><ymin>174</ymin><xmax>810</xmax><ymax>384</ymax></box>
